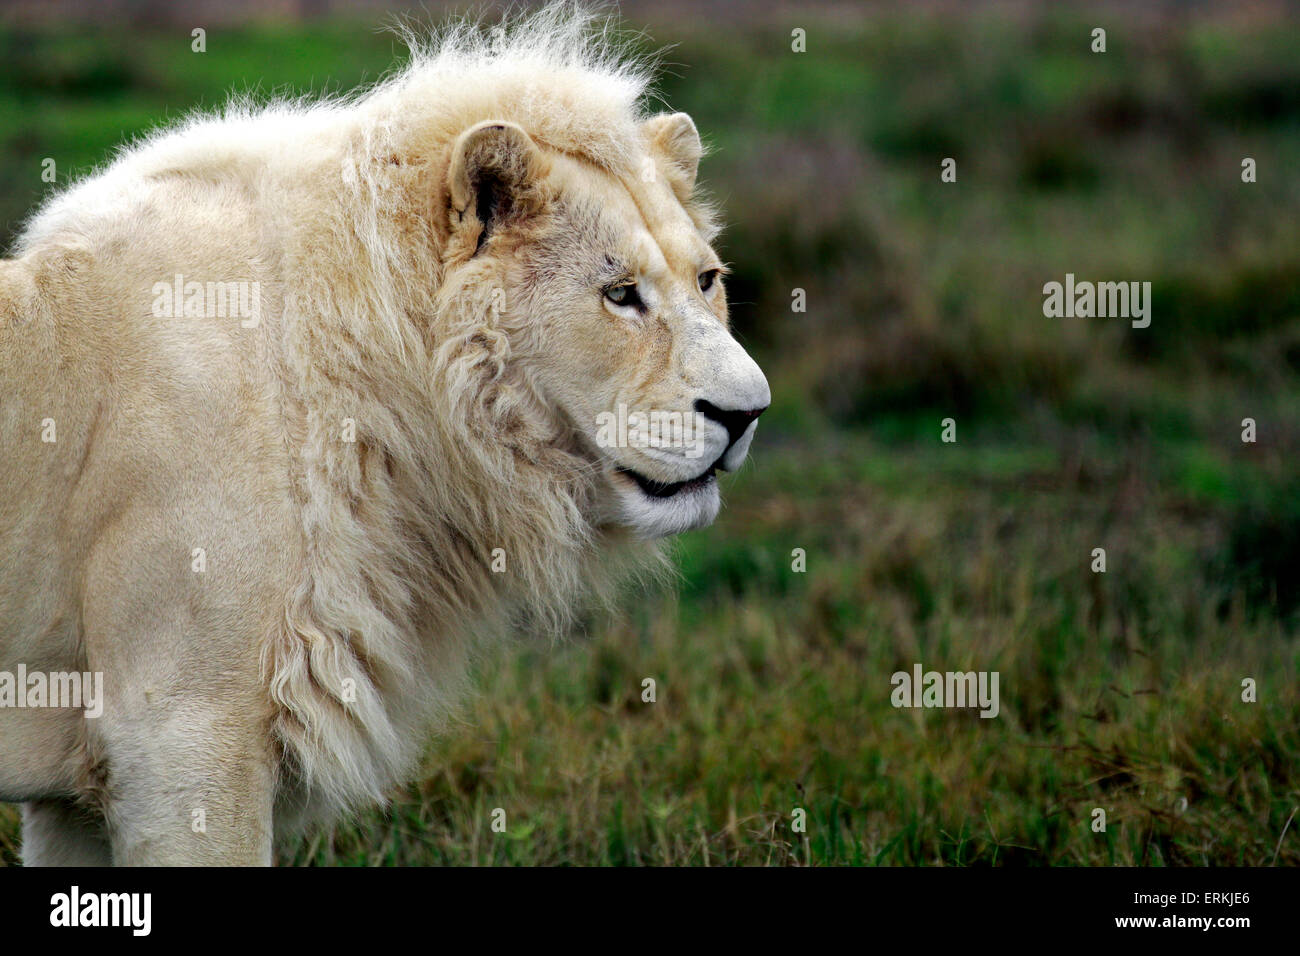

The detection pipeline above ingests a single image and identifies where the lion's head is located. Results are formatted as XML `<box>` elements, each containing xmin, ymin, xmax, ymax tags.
<box><xmin>438</xmin><ymin>113</ymin><xmax>770</xmax><ymax>541</ymax></box>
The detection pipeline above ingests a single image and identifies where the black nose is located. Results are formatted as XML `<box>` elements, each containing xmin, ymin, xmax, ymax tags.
<box><xmin>694</xmin><ymin>399</ymin><xmax>768</xmax><ymax>447</ymax></box>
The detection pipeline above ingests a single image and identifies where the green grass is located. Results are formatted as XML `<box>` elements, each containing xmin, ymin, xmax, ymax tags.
<box><xmin>273</xmin><ymin>430</ymin><xmax>1300</xmax><ymax>865</ymax></box>
<box><xmin>1</xmin><ymin>4</ymin><xmax>1298</xmax><ymax>865</ymax></box>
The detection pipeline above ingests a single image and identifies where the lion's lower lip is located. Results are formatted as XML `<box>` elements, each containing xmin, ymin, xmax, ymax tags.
<box><xmin>617</xmin><ymin>465</ymin><xmax>717</xmax><ymax>499</ymax></box>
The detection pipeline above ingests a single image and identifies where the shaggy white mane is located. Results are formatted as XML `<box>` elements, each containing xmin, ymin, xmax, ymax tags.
<box><xmin>18</xmin><ymin>2</ymin><xmax>677</xmax><ymax>832</ymax></box>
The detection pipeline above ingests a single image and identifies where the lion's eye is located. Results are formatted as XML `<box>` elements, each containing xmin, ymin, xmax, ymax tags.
<box><xmin>604</xmin><ymin>283</ymin><xmax>642</xmax><ymax>309</ymax></box>
<box><xmin>698</xmin><ymin>269</ymin><xmax>720</xmax><ymax>293</ymax></box>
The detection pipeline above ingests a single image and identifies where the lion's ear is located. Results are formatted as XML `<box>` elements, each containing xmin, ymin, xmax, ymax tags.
<box><xmin>447</xmin><ymin>120</ymin><xmax>547</xmax><ymax>254</ymax></box>
<box><xmin>642</xmin><ymin>112</ymin><xmax>703</xmax><ymax>195</ymax></box>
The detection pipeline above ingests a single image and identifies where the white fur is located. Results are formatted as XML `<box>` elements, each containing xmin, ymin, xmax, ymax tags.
<box><xmin>0</xmin><ymin>2</ymin><xmax>766</xmax><ymax>864</ymax></box>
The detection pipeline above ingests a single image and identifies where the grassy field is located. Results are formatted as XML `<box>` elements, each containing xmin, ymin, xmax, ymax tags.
<box><xmin>1</xmin><ymin>2</ymin><xmax>1298</xmax><ymax>865</ymax></box>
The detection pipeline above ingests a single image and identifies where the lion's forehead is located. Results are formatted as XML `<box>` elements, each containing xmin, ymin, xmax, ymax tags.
<box><xmin>548</xmin><ymin>154</ymin><xmax>711</xmax><ymax>278</ymax></box>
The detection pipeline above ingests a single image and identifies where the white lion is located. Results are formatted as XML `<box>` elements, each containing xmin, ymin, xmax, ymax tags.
<box><xmin>0</xmin><ymin>3</ymin><xmax>768</xmax><ymax>865</ymax></box>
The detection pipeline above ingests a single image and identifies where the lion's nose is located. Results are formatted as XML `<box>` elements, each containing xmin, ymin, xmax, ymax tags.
<box><xmin>694</xmin><ymin>399</ymin><xmax>768</xmax><ymax>448</ymax></box>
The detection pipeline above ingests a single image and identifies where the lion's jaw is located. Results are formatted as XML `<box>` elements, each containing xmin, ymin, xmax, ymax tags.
<box><xmin>587</xmin><ymin>351</ymin><xmax>767</xmax><ymax>540</ymax></box>
<box><xmin>608</xmin><ymin>468</ymin><xmax>722</xmax><ymax>539</ymax></box>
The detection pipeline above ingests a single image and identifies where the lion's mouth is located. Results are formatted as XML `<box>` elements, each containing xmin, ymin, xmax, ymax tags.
<box><xmin>616</xmin><ymin>465</ymin><xmax>717</xmax><ymax>499</ymax></box>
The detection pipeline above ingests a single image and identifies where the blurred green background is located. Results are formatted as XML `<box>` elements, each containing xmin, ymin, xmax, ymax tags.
<box><xmin>0</xmin><ymin>0</ymin><xmax>1297</xmax><ymax>865</ymax></box>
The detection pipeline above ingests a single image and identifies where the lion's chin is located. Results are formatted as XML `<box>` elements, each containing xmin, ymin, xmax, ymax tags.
<box><xmin>609</xmin><ymin>470</ymin><xmax>721</xmax><ymax>540</ymax></box>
